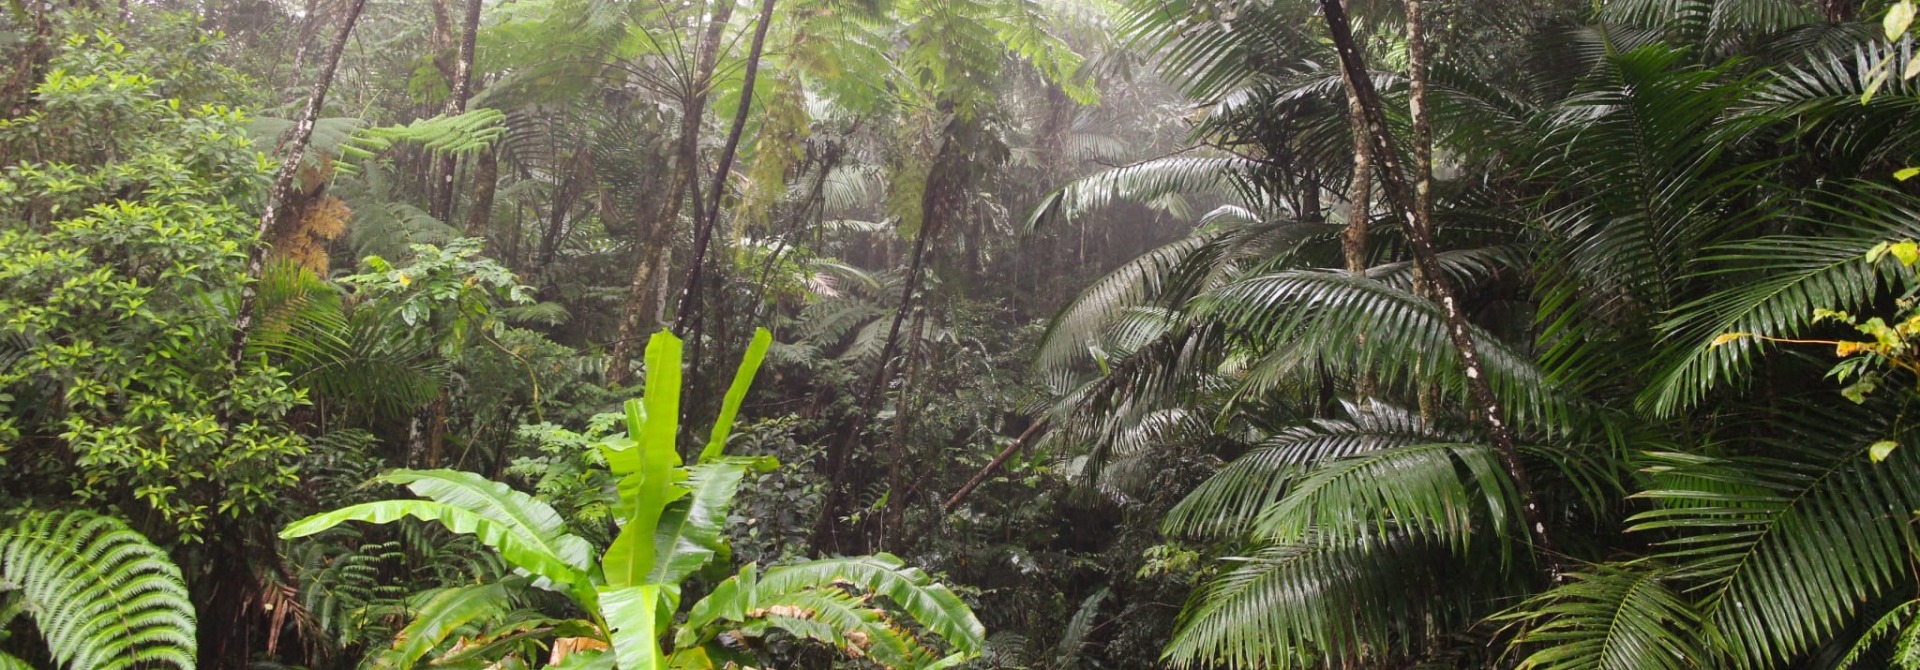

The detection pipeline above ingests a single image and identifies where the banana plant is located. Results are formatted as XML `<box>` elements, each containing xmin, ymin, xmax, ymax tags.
<box><xmin>281</xmin><ymin>328</ymin><xmax>985</xmax><ymax>669</ymax></box>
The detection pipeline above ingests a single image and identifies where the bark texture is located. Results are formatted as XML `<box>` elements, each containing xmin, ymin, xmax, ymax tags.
<box><xmin>1319</xmin><ymin>0</ymin><xmax>1559</xmax><ymax>566</ymax></box>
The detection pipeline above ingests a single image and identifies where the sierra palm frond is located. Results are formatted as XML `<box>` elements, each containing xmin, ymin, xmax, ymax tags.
<box><xmin>1630</xmin><ymin>404</ymin><xmax>1920</xmax><ymax>668</ymax></box>
<box><xmin>1503</xmin><ymin>563</ymin><xmax>1703</xmax><ymax>670</ymax></box>
<box><xmin>1162</xmin><ymin>406</ymin><xmax>1444</xmax><ymax>538</ymax></box>
<box><xmin>1162</xmin><ymin>530</ymin><xmax>1487</xmax><ymax>670</ymax></box>
<box><xmin>1641</xmin><ymin>186</ymin><xmax>1920</xmax><ymax>415</ymax></box>
<box><xmin>1199</xmin><ymin>271</ymin><xmax>1577</xmax><ymax>431</ymax></box>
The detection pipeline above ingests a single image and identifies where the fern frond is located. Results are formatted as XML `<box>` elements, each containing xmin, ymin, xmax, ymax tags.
<box><xmin>0</xmin><ymin>511</ymin><xmax>196</xmax><ymax>670</ymax></box>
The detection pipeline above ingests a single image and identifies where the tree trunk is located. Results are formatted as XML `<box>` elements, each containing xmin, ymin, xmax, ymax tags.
<box><xmin>431</xmin><ymin>0</ymin><xmax>484</xmax><ymax>221</ymax></box>
<box><xmin>608</xmin><ymin>0</ymin><xmax>738</xmax><ymax>385</ymax></box>
<box><xmin>227</xmin><ymin>0</ymin><xmax>371</xmax><ymax>377</ymax></box>
<box><xmin>465</xmin><ymin>145</ymin><xmax>498</xmax><ymax>240</ymax></box>
<box><xmin>880</xmin><ymin>307</ymin><xmax>927</xmax><ymax>549</ymax></box>
<box><xmin>1339</xmin><ymin>12</ymin><xmax>1375</xmax><ymax>404</ymax></box>
<box><xmin>811</xmin><ymin>133</ymin><xmax>959</xmax><ymax>551</ymax></box>
<box><xmin>675</xmin><ymin>0</ymin><xmax>779</xmax><ymax>338</ymax></box>
<box><xmin>1318</xmin><ymin>0</ymin><xmax>1558</xmax><ymax>567</ymax></box>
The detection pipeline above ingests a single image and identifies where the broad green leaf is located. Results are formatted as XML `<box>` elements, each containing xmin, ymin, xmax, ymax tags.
<box><xmin>606</xmin><ymin>331</ymin><xmax>690</xmax><ymax>588</ymax></box>
<box><xmin>647</xmin><ymin>462</ymin><xmax>750</xmax><ymax>586</ymax></box>
<box><xmin>699</xmin><ymin>328</ymin><xmax>772</xmax><ymax>463</ymax></box>
<box><xmin>640</xmin><ymin>331</ymin><xmax>683</xmax><ymax>461</ymax></box>
<box><xmin>599</xmin><ymin>585</ymin><xmax>666</xmax><ymax>670</ymax></box>
<box><xmin>281</xmin><ymin>500</ymin><xmax>585</xmax><ymax>586</ymax></box>
<box><xmin>378</xmin><ymin>469</ymin><xmax>594</xmax><ymax>572</ymax></box>
<box><xmin>377</xmin><ymin>582</ymin><xmax>512</xmax><ymax>670</ymax></box>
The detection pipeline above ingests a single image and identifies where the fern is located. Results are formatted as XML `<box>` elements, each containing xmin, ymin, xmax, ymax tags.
<box><xmin>0</xmin><ymin>510</ymin><xmax>196</xmax><ymax>670</ymax></box>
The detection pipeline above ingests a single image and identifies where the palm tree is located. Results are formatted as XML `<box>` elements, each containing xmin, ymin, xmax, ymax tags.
<box><xmin>1035</xmin><ymin>0</ymin><xmax>1920</xmax><ymax>667</ymax></box>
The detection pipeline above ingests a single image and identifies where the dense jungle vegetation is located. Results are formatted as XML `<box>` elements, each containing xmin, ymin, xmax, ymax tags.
<box><xmin>14</xmin><ymin>0</ymin><xmax>1920</xmax><ymax>667</ymax></box>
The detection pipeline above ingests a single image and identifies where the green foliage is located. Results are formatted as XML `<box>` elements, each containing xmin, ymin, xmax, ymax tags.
<box><xmin>0</xmin><ymin>509</ymin><xmax>197</xmax><ymax>670</ymax></box>
<box><xmin>1503</xmin><ymin>565</ymin><xmax>1702</xmax><ymax>670</ymax></box>
<box><xmin>0</xmin><ymin>29</ymin><xmax>304</xmax><ymax>539</ymax></box>
<box><xmin>284</xmin><ymin>329</ymin><xmax>984</xmax><ymax>669</ymax></box>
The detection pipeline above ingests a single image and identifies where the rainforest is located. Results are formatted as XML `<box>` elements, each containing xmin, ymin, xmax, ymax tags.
<box><xmin>6</xmin><ymin>0</ymin><xmax>1920</xmax><ymax>668</ymax></box>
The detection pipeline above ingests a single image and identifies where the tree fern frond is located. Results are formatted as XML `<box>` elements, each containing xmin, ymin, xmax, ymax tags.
<box><xmin>0</xmin><ymin>511</ymin><xmax>196</xmax><ymax>670</ymax></box>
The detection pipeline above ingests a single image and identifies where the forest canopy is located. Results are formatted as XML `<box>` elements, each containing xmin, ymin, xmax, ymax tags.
<box><xmin>7</xmin><ymin>0</ymin><xmax>1920</xmax><ymax>669</ymax></box>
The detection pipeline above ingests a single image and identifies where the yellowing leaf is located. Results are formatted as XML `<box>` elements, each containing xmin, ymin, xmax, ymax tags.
<box><xmin>1894</xmin><ymin>241</ymin><xmax>1920</xmax><ymax>266</ymax></box>
<box><xmin>1710</xmin><ymin>333</ymin><xmax>1751</xmax><ymax>347</ymax></box>
<box><xmin>1836</xmin><ymin>340</ymin><xmax>1876</xmax><ymax>357</ymax></box>
<box><xmin>1889</xmin><ymin>1</ymin><xmax>1915</xmax><ymax>41</ymax></box>
<box><xmin>1899</xmin><ymin>167</ymin><xmax>1920</xmax><ymax>181</ymax></box>
<box><xmin>1870</xmin><ymin>241</ymin><xmax>1893</xmax><ymax>263</ymax></box>
<box><xmin>397</xmin><ymin>271</ymin><xmax>412</xmax><ymax>287</ymax></box>
<box><xmin>1872</xmin><ymin>440</ymin><xmax>1899</xmax><ymax>463</ymax></box>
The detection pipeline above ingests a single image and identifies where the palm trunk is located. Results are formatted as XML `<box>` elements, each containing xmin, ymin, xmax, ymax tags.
<box><xmin>1340</xmin><ymin>12</ymin><xmax>1375</xmax><ymax>404</ymax></box>
<box><xmin>227</xmin><ymin>0</ymin><xmax>370</xmax><ymax>376</ymax></box>
<box><xmin>1318</xmin><ymin>0</ymin><xmax>1558</xmax><ymax>566</ymax></box>
<box><xmin>608</xmin><ymin>0</ymin><xmax>737</xmax><ymax>385</ymax></box>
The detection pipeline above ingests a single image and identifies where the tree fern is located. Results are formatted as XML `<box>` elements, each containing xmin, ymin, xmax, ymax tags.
<box><xmin>0</xmin><ymin>510</ymin><xmax>196</xmax><ymax>670</ymax></box>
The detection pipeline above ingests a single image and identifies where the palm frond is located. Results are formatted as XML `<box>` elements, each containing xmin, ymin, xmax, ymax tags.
<box><xmin>1630</xmin><ymin>406</ymin><xmax>1920</xmax><ymax>668</ymax></box>
<box><xmin>1503</xmin><ymin>563</ymin><xmax>1703</xmax><ymax>670</ymax></box>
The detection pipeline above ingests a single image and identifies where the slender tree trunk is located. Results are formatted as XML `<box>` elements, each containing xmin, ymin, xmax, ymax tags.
<box><xmin>1318</xmin><ymin>0</ymin><xmax>1558</xmax><ymax>567</ymax></box>
<box><xmin>431</xmin><ymin>0</ymin><xmax>484</xmax><ymax>221</ymax></box>
<box><xmin>1405</xmin><ymin>0</ymin><xmax>1441</xmax><ymax>425</ymax></box>
<box><xmin>464</xmin><ymin>145</ymin><xmax>498</xmax><ymax>240</ymax></box>
<box><xmin>227</xmin><ymin>0</ymin><xmax>370</xmax><ymax>376</ymax></box>
<box><xmin>676</xmin><ymin>0</ymin><xmax>778</xmax><ymax>336</ymax></box>
<box><xmin>608</xmin><ymin>0</ymin><xmax>737</xmax><ymax>384</ymax></box>
<box><xmin>283</xmin><ymin>0</ymin><xmax>322</xmax><ymax>90</ymax></box>
<box><xmin>880</xmin><ymin>308</ymin><xmax>927</xmax><ymax>548</ymax></box>
<box><xmin>941</xmin><ymin>418</ymin><xmax>1048</xmax><ymax>513</ymax></box>
<box><xmin>1820</xmin><ymin>0</ymin><xmax>1857</xmax><ymax>22</ymax></box>
<box><xmin>536</xmin><ymin>147</ymin><xmax>586</xmax><ymax>278</ymax></box>
<box><xmin>1339</xmin><ymin>16</ymin><xmax>1376</xmax><ymax>404</ymax></box>
<box><xmin>811</xmin><ymin>134</ymin><xmax>958</xmax><ymax>550</ymax></box>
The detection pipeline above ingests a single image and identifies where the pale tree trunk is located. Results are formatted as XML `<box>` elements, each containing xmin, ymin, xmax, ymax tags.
<box><xmin>608</xmin><ymin>0</ymin><xmax>738</xmax><ymax>385</ymax></box>
<box><xmin>431</xmin><ymin>0</ymin><xmax>484</xmax><ymax>221</ymax></box>
<box><xmin>227</xmin><ymin>0</ymin><xmax>370</xmax><ymax>376</ymax></box>
<box><xmin>1339</xmin><ymin>5</ymin><xmax>1375</xmax><ymax>405</ymax></box>
<box><xmin>1318</xmin><ymin>0</ymin><xmax>1558</xmax><ymax>567</ymax></box>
